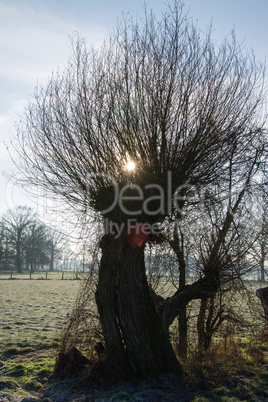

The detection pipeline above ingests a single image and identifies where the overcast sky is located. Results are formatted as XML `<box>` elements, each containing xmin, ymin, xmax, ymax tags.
<box><xmin>0</xmin><ymin>0</ymin><xmax>267</xmax><ymax>220</ymax></box>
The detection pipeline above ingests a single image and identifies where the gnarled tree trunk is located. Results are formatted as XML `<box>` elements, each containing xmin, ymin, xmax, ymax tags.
<box><xmin>95</xmin><ymin>235</ymin><xmax>127</xmax><ymax>370</ymax></box>
<box><xmin>96</xmin><ymin>233</ymin><xmax>181</xmax><ymax>377</ymax></box>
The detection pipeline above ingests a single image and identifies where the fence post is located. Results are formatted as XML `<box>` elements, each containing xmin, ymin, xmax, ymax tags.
<box><xmin>46</xmin><ymin>271</ymin><xmax>48</xmax><ymax>280</ymax></box>
<box><xmin>30</xmin><ymin>272</ymin><xmax>31</xmax><ymax>280</ymax></box>
<box><xmin>10</xmin><ymin>271</ymin><xmax>13</xmax><ymax>279</ymax></box>
<box><xmin>62</xmin><ymin>272</ymin><xmax>64</xmax><ymax>280</ymax></box>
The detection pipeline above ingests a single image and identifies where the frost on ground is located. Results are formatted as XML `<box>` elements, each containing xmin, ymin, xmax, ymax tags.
<box><xmin>0</xmin><ymin>369</ymin><xmax>193</xmax><ymax>401</ymax></box>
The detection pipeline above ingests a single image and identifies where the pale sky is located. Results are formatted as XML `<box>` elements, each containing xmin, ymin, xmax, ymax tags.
<box><xmin>0</xmin><ymin>0</ymin><xmax>267</xmax><ymax>221</ymax></box>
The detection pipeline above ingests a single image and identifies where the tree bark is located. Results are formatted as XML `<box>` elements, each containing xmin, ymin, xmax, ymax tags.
<box><xmin>16</xmin><ymin>235</ymin><xmax>22</xmax><ymax>274</ymax></box>
<box><xmin>96</xmin><ymin>234</ymin><xmax>181</xmax><ymax>377</ymax></box>
<box><xmin>178</xmin><ymin>308</ymin><xmax>187</xmax><ymax>359</ymax></box>
<box><xmin>170</xmin><ymin>220</ymin><xmax>188</xmax><ymax>359</ymax></box>
<box><xmin>95</xmin><ymin>235</ymin><xmax>127</xmax><ymax>370</ymax></box>
<box><xmin>260</xmin><ymin>248</ymin><xmax>265</xmax><ymax>281</ymax></box>
<box><xmin>197</xmin><ymin>298</ymin><xmax>210</xmax><ymax>351</ymax></box>
<box><xmin>256</xmin><ymin>287</ymin><xmax>268</xmax><ymax>321</ymax></box>
<box><xmin>162</xmin><ymin>274</ymin><xmax>219</xmax><ymax>330</ymax></box>
<box><xmin>49</xmin><ymin>243</ymin><xmax>55</xmax><ymax>272</ymax></box>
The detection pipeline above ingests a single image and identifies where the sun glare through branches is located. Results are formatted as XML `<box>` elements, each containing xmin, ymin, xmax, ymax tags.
<box><xmin>125</xmin><ymin>160</ymin><xmax>135</xmax><ymax>172</ymax></box>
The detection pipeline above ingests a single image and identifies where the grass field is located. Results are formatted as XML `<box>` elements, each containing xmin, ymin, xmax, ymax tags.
<box><xmin>0</xmin><ymin>277</ymin><xmax>81</xmax><ymax>401</ymax></box>
<box><xmin>0</xmin><ymin>277</ymin><xmax>81</xmax><ymax>351</ymax></box>
<box><xmin>0</xmin><ymin>276</ymin><xmax>268</xmax><ymax>401</ymax></box>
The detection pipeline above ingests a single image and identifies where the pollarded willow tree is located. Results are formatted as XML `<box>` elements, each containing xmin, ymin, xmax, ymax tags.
<box><xmin>14</xmin><ymin>1</ymin><xmax>267</xmax><ymax>377</ymax></box>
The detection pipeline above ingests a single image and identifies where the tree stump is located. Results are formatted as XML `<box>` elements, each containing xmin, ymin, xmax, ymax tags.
<box><xmin>54</xmin><ymin>347</ymin><xmax>90</xmax><ymax>378</ymax></box>
<box><xmin>256</xmin><ymin>287</ymin><xmax>268</xmax><ymax>321</ymax></box>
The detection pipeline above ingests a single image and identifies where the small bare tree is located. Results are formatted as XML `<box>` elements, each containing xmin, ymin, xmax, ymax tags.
<box><xmin>47</xmin><ymin>229</ymin><xmax>66</xmax><ymax>272</ymax></box>
<box><xmin>1</xmin><ymin>206</ymin><xmax>36</xmax><ymax>273</ymax></box>
<box><xmin>13</xmin><ymin>1</ymin><xmax>267</xmax><ymax>376</ymax></box>
<box><xmin>249</xmin><ymin>189</ymin><xmax>268</xmax><ymax>281</ymax></box>
<box><xmin>25</xmin><ymin>220</ymin><xmax>50</xmax><ymax>272</ymax></box>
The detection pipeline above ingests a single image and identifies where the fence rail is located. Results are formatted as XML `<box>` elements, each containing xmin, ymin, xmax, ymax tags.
<box><xmin>0</xmin><ymin>270</ymin><xmax>90</xmax><ymax>280</ymax></box>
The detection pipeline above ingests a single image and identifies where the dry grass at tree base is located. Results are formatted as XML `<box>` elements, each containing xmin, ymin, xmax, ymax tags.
<box><xmin>56</xmin><ymin>274</ymin><xmax>266</xmax><ymax>361</ymax></box>
<box><xmin>1</xmin><ymin>277</ymin><xmax>268</xmax><ymax>400</ymax></box>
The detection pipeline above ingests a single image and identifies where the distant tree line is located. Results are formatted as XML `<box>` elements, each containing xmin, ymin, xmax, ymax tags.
<box><xmin>0</xmin><ymin>206</ymin><xmax>65</xmax><ymax>273</ymax></box>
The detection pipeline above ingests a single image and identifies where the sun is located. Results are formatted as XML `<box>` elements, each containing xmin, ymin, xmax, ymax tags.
<box><xmin>125</xmin><ymin>160</ymin><xmax>136</xmax><ymax>172</ymax></box>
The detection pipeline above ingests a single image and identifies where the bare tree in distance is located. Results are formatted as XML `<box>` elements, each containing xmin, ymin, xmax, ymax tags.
<box><xmin>47</xmin><ymin>228</ymin><xmax>67</xmax><ymax>272</ymax></box>
<box><xmin>25</xmin><ymin>220</ymin><xmax>50</xmax><ymax>272</ymax></box>
<box><xmin>1</xmin><ymin>206</ymin><xmax>36</xmax><ymax>273</ymax></box>
<box><xmin>13</xmin><ymin>1</ymin><xmax>267</xmax><ymax>377</ymax></box>
<box><xmin>0</xmin><ymin>206</ymin><xmax>68</xmax><ymax>273</ymax></box>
